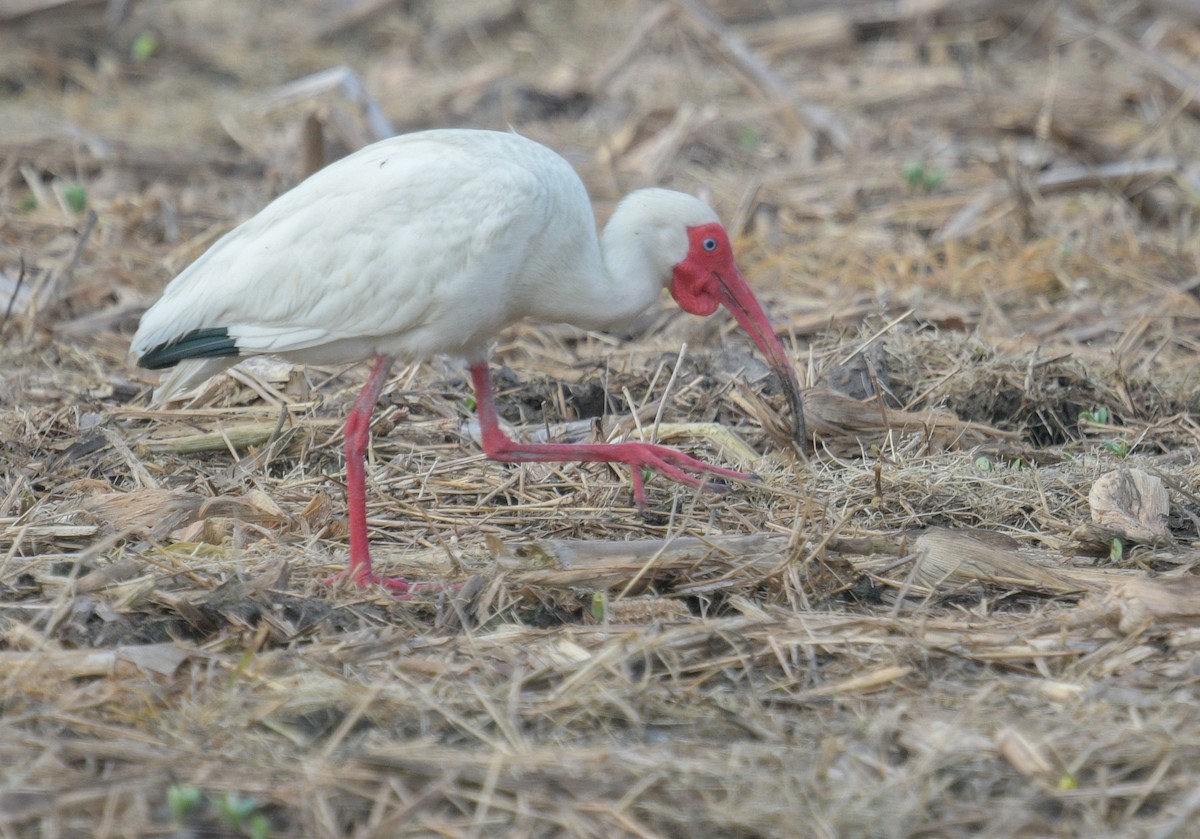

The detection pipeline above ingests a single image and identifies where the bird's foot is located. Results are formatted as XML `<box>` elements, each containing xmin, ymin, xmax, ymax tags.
<box><xmin>324</xmin><ymin>568</ymin><xmax>415</xmax><ymax>596</ymax></box>
<box><xmin>325</xmin><ymin>567</ymin><xmax>457</xmax><ymax>600</ymax></box>
<box><xmin>617</xmin><ymin>441</ymin><xmax>760</xmax><ymax>508</ymax></box>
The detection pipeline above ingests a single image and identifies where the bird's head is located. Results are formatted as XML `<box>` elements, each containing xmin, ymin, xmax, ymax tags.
<box><xmin>667</xmin><ymin>221</ymin><xmax>735</xmax><ymax>317</ymax></box>
<box><xmin>609</xmin><ymin>189</ymin><xmax>808</xmax><ymax>449</ymax></box>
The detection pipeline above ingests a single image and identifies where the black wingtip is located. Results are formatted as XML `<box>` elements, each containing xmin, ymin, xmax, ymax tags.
<box><xmin>138</xmin><ymin>327</ymin><xmax>238</xmax><ymax>369</ymax></box>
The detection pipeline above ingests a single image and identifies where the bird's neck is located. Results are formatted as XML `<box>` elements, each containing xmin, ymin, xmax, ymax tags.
<box><xmin>523</xmin><ymin>221</ymin><xmax>663</xmax><ymax>332</ymax></box>
<box><xmin>593</xmin><ymin>229</ymin><xmax>666</xmax><ymax>324</ymax></box>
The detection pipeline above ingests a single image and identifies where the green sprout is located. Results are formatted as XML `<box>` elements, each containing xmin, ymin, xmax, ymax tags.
<box><xmin>1079</xmin><ymin>406</ymin><xmax>1109</xmax><ymax>425</ymax></box>
<box><xmin>215</xmin><ymin>793</ymin><xmax>270</xmax><ymax>839</ymax></box>
<box><xmin>591</xmin><ymin>591</ymin><xmax>608</xmax><ymax>622</ymax></box>
<box><xmin>1109</xmin><ymin>537</ymin><xmax>1124</xmax><ymax>562</ymax></box>
<box><xmin>63</xmin><ymin>184</ymin><xmax>87</xmax><ymax>213</ymax></box>
<box><xmin>737</xmin><ymin>126</ymin><xmax>761</xmax><ymax>152</ymax></box>
<box><xmin>131</xmin><ymin>31</ymin><xmax>159</xmax><ymax>62</ymax></box>
<box><xmin>167</xmin><ymin>785</ymin><xmax>202</xmax><ymax>821</ymax></box>
<box><xmin>1103</xmin><ymin>439</ymin><xmax>1129</xmax><ymax>458</ymax></box>
<box><xmin>902</xmin><ymin>161</ymin><xmax>945</xmax><ymax>193</ymax></box>
<box><xmin>167</xmin><ymin>787</ymin><xmax>269</xmax><ymax>838</ymax></box>
<box><xmin>227</xmin><ymin>649</ymin><xmax>255</xmax><ymax>687</ymax></box>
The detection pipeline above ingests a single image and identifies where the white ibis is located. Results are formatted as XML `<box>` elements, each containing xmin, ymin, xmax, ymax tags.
<box><xmin>131</xmin><ymin>129</ymin><xmax>805</xmax><ymax>592</ymax></box>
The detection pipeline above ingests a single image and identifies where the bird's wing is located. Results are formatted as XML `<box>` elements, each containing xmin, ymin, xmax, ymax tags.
<box><xmin>132</xmin><ymin>132</ymin><xmax>553</xmax><ymax>365</ymax></box>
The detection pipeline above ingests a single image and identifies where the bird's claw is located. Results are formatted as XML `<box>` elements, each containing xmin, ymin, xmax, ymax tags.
<box><xmin>620</xmin><ymin>441</ymin><xmax>759</xmax><ymax>508</ymax></box>
<box><xmin>324</xmin><ymin>569</ymin><xmax>412</xmax><ymax>593</ymax></box>
<box><xmin>324</xmin><ymin>569</ymin><xmax>455</xmax><ymax>600</ymax></box>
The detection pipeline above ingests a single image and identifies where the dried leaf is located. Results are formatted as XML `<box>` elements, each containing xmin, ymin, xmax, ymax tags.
<box><xmin>1099</xmin><ymin>577</ymin><xmax>1200</xmax><ymax>635</ymax></box>
<box><xmin>605</xmin><ymin>597</ymin><xmax>691</xmax><ymax>624</ymax></box>
<box><xmin>996</xmin><ymin>727</ymin><xmax>1055</xmax><ymax>781</ymax></box>
<box><xmin>1088</xmin><ymin>468</ymin><xmax>1170</xmax><ymax>543</ymax></box>
<box><xmin>911</xmin><ymin>528</ymin><xmax>1087</xmax><ymax>594</ymax></box>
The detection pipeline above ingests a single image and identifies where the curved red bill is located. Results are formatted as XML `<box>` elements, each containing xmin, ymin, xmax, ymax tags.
<box><xmin>713</xmin><ymin>268</ymin><xmax>807</xmax><ymax>449</ymax></box>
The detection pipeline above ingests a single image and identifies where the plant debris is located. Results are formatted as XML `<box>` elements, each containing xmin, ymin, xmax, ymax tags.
<box><xmin>3</xmin><ymin>0</ymin><xmax>1200</xmax><ymax>836</ymax></box>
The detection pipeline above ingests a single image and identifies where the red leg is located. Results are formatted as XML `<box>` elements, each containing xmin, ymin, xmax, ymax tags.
<box><xmin>469</xmin><ymin>362</ymin><xmax>758</xmax><ymax>507</ymax></box>
<box><xmin>326</xmin><ymin>355</ymin><xmax>412</xmax><ymax>591</ymax></box>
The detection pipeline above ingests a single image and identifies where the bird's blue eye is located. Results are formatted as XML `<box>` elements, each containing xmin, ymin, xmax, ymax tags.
<box><xmin>703</xmin><ymin>237</ymin><xmax>718</xmax><ymax>252</ymax></box>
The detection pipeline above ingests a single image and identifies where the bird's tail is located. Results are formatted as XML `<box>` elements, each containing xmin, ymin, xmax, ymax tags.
<box><xmin>150</xmin><ymin>358</ymin><xmax>237</xmax><ymax>405</ymax></box>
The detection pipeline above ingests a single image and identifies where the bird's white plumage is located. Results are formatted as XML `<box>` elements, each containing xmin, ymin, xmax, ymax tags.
<box><xmin>133</xmin><ymin>129</ymin><xmax>722</xmax><ymax>401</ymax></box>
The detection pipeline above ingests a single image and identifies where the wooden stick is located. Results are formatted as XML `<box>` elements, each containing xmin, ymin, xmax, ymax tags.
<box><xmin>937</xmin><ymin>157</ymin><xmax>1179</xmax><ymax>243</ymax></box>
<box><xmin>673</xmin><ymin>0</ymin><xmax>850</xmax><ymax>155</ymax></box>
<box><xmin>505</xmin><ymin>534</ymin><xmax>782</xmax><ymax>588</ymax></box>
<box><xmin>259</xmin><ymin>65</ymin><xmax>396</xmax><ymax>142</ymax></box>
<box><xmin>0</xmin><ymin>643</ymin><xmax>189</xmax><ymax>678</ymax></box>
<box><xmin>1082</xmin><ymin>15</ymin><xmax>1200</xmax><ymax>118</ymax></box>
<box><xmin>33</xmin><ymin>209</ymin><xmax>96</xmax><ymax>314</ymax></box>
<box><xmin>588</xmin><ymin>2</ymin><xmax>677</xmax><ymax>93</ymax></box>
<box><xmin>136</xmin><ymin>421</ymin><xmax>338</xmax><ymax>455</ymax></box>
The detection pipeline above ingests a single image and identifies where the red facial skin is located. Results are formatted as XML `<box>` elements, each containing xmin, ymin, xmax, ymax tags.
<box><xmin>671</xmin><ymin>223</ymin><xmax>807</xmax><ymax>447</ymax></box>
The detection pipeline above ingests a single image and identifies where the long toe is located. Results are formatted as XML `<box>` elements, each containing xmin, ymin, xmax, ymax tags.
<box><xmin>324</xmin><ymin>570</ymin><xmax>412</xmax><ymax>594</ymax></box>
<box><xmin>691</xmin><ymin>462</ymin><xmax>757</xmax><ymax>484</ymax></box>
<box><xmin>618</xmin><ymin>442</ymin><xmax>760</xmax><ymax>499</ymax></box>
<box><xmin>657</xmin><ymin>450</ymin><xmax>755</xmax><ymax>483</ymax></box>
<box><xmin>374</xmin><ymin>577</ymin><xmax>464</xmax><ymax>601</ymax></box>
<box><xmin>374</xmin><ymin>575</ymin><xmax>414</xmax><ymax>594</ymax></box>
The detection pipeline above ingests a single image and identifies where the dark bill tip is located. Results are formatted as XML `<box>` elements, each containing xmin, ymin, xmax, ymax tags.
<box><xmin>714</xmin><ymin>272</ymin><xmax>808</xmax><ymax>453</ymax></box>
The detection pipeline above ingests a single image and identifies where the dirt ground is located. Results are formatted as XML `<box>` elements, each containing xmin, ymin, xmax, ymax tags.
<box><xmin>4</xmin><ymin>0</ymin><xmax>1200</xmax><ymax>836</ymax></box>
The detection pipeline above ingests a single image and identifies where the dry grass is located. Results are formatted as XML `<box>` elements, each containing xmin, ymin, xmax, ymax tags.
<box><xmin>4</xmin><ymin>0</ymin><xmax>1200</xmax><ymax>836</ymax></box>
